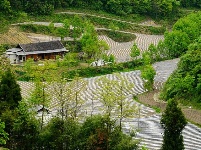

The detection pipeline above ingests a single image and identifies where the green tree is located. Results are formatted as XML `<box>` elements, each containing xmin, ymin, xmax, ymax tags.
<box><xmin>142</xmin><ymin>51</ymin><xmax>151</xmax><ymax>65</ymax></box>
<box><xmin>160</xmin><ymin>99</ymin><xmax>187</xmax><ymax>150</ymax></box>
<box><xmin>130</xmin><ymin>43</ymin><xmax>140</xmax><ymax>61</ymax></box>
<box><xmin>79</xmin><ymin>115</ymin><xmax>138</xmax><ymax>150</ymax></box>
<box><xmin>0</xmin><ymin>0</ymin><xmax>12</xmax><ymax>15</ymax></box>
<box><xmin>173</xmin><ymin>13</ymin><xmax>201</xmax><ymax>42</ymax></box>
<box><xmin>24</xmin><ymin>60</ymin><xmax>55</xmax><ymax>129</ymax></box>
<box><xmin>113</xmin><ymin>74</ymin><xmax>137</xmax><ymax>129</ymax></box>
<box><xmin>71</xmin><ymin>15</ymin><xmax>84</xmax><ymax>40</ymax></box>
<box><xmin>156</xmin><ymin>40</ymin><xmax>169</xmax><ymax>60</ymax></box>
<box><xmin>51</xmin><ymin>73</ymin><xmax>86</xmax><ymax>121</ymax></box>
<box><xmin>96</xmin><ymin>74</ymin><xmax>137</xmax><ymax>129</ymax></box>
<box><xmin>160</xmin><ymin>37</ymin><xmax>201</xmax><ymax>102</ymax></box>
<box><xmin>141</xmin><ymin>65</ymin><xmax>156</xmax><ymax>91</ymax></box>
<box><xmin>0</xmin><ymin>55</ymin><xmax>11</xmax><ymax>79</ymax></box>
<box><xmin>148</xmin><ymin>43</ymin><xmax>157</xmax><ymax>62</ymax></box>
<box><xmin>164</xmin><ymin>30</ymin><xmax>190</xmax><ymax>58</ymax></box>
<box><xmin>0</xmin><ymin>68</ymin><xmax>22</xmax><ymax>112</ymax></box>
<box><xmin>81</xmin><ymin>21</ymin><xmax>109</xmax><ymax>61</ymax></box>
<box><xmin>12</xmin><ymin>101</ymin><xmax>40</xmax><ymax>150</ymax></box>
<box><xmin>39</xmin><ymin>117</ymin><xmax>80</xmax><ymax>150</ymax></box>
<box><xmin>0</xmin><ymin>119</ymin><xmax>8</xmax><ymax>145</ymax></box>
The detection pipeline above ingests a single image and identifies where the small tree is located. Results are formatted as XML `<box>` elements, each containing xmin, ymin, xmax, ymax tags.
<box><xmin>141</xmin><ymin>65</ymin><xmax>156</xmax><ymax>91</ymax></box>
<box><xmin>130</xmin><ymin>43</ymin><xmax>140</xmax><ymax>61</ymax></box>
<box><xmin>160</xmin><ymin>99</ymin><xmax>187</xmax><ymax>150</ymax></box>
<box><xmin>148</xmin><ymin>43</ymin><xmax>157</xmax><ymax>62</ymax></box>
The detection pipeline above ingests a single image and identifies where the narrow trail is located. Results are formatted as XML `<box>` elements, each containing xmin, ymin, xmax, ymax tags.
<box><xmin>57</xmin><ymin>11</ymin><xmax>162</xmax><ymax>27</ymax></box>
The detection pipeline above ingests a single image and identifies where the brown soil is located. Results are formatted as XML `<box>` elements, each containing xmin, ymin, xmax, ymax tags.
<box><xmin>138</xmin><ymin>90</ymin><xmax>201</xmax><ymax>126</ymax></box>
<box><xmin>138</xmin><ymin>90</ymin><xmax>167</xmax><ymax>111</ymax></box>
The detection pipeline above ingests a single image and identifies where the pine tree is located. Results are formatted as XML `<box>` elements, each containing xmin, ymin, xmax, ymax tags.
<box><xmin>160</xmin><ymin>99</ymin><xmax>187</xmax><ymax>150</ymax></box>
<box><xmin>0</xmin><ymin>68</ymin><xmax>22</xmax><ymax>111</ymax></box>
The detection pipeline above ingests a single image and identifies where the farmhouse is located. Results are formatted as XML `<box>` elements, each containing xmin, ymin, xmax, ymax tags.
<box><xmin>5</xmin><ymin>41</ymin><xmax>68</xmax><ymax>63</ymax></box>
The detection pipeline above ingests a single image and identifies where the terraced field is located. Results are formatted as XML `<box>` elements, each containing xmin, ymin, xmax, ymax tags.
<box><xmin>24</xmin><ymin>31</ymin><xmax>163</xmax><ymax>63</ymax></box>
<box><xmin>0</xmin><ymin>28</ymin><xmax>32</xmax><ymax>44</ymax></box>
<box><xmin>99</xmin><ymin>34</ymin><xmax>164</xmax><ymax>62</ymax></box>
<box><xmin>18</xmin><ymin>58</ymin><xmax>201</xmax><ymax>150</ymax></box>
<box><xmin>9</xmin><ymin>16</ymin><xmax>200</xmax><ymax>149</ymax></box>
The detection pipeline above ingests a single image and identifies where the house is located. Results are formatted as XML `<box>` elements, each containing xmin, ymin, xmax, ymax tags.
<box><xmin>5</xmin><ymin>41</ymin><xmax>68</xmax><ymax>63</ymax></box>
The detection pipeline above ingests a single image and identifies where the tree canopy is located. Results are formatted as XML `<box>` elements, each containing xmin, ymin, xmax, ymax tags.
<box><xmin>161</xmin><ymin>37</ymin><xmax>201</xmax><ymax>105</ymax></box>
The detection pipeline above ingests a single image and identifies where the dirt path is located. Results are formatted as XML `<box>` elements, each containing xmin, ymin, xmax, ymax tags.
<box><xmin>138</xmin><ymin>90</ymin><xmax>201</xmax><ymax>125</ymax></box>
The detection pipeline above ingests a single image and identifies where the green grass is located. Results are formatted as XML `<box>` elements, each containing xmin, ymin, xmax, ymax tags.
<box><xmin>179</xmin><ymin>99</ymin><xmax>201</xmax><ymax>110</ymax></box>
<box><xmin>26</xmin><ymin>12</ymin><xmax>165</xmax><ymax>35</ymax></box>
<box><xmin>97</xmin><ymin>30</ymin><xmax>136</xmax><ymax>42</ymax></box>
<box><xmin>18</xmin><ymin>24</ymin><xmax>137</xmax><ymax>42</ymax></box>
<box><xmin>152</xmin><ymin>106</ymin><xmax>161</xmax><ymax>113</ymax></box>
<box><xmin>55</xmin><ymin>8</ymin><xmax>146</xmax><ymax>23</ymax></box>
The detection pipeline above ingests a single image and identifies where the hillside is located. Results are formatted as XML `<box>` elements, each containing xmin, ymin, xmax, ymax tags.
<box><xmin>0</xmin><ymin>4</ymin><xmax>201</xmax><ymax>150</ymax></box>
<box><xmin>0</xmin><ymin>28</ymin><xmax>31</xmax><ymax>45</ymax></box>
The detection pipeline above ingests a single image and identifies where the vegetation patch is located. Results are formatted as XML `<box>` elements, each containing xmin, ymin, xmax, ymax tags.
<box><xmin>97</xmin><ymin>30</ymin><xmax>136</xmax><ymax>42</ymax></box>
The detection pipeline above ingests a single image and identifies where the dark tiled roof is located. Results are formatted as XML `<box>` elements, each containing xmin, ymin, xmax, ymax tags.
<box><xmin>18</xmin><ymin>41</ymin><xmax>64</xmax><ymax>52</ymax></box>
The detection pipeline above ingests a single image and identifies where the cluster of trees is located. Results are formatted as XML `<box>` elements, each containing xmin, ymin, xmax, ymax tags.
<box><xmin>180</xmin><ymin>0</ymin><xmax>201</xmax><ymax>8</ymax></box>
<box><xmin>164</xmin><ymin>11</ymin><xmax>201</xmax><ymax>58</ymax></box>
<box><xmin>160</xmin><ymin>37</ymin><xmax>201</xmax><ymax>104</ymax></box>
<box><xmin>159</xmin><ymin>11</ymin><xmax>201</xmax><ymax>106</ymax></box>
<box><xmin>0</xmin><ymin>59</ymin><xmax>140</xmax><ymax>149</ymax></box>
<box><xmin>135</xmin><ymin>11</ymin><xmax>201</xmax><ymax>62</ymax></box>
<box><xmin>0</xmin><ymin>59</ymin><xmax>188</xmax><ymax>150</ymax></box>
<box><xmin>1</xmin><ymin>0</ymin><xmax>200</xmax><ymax>17</ymax></box>
<box><xmin>45</xmin><ymin>16</ymin><xmax>109</xmax><ymax>63</ymax></box>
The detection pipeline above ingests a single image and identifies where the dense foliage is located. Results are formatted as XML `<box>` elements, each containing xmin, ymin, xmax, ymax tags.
<box><xmin>160</xmin><ymin>99</ymin><xmax>187</xmax><ymax>150</ymax></box>
<box><xmin>0</xmin><ymin>69</ymin><xmax>22</xmax><ymax>112</ymax></box>
<box><xmin>161</xmin><ymin>37</ymin><xmax>201</xmax><ymax>106</ymax></box>
<box><xmin>0</xmin><ymin>0</ymin><xmax>180</xmax><ymax>17</ymax></box>
<box><xmin>164</xmin><ymin>11</ymin><xmax>201</xmax><ymax>58</ymax></box>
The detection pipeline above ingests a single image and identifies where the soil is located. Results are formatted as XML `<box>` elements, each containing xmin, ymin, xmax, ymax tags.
<box><xmin>138</xmin><ymin>90</ymin><xmax>201</xmax><ymax>126</ymax></box>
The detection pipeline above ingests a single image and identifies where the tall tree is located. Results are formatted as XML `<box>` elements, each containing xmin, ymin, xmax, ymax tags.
<box><xmin>160</xmin><ymin>99</ymin><xmax>187</xmax><ymax>150</ymax></box>
<box><xmin>80</xmin><ymin>21</ymin><xmax>109</xmax><ymax>61</ymax></box>
<box><xmin>96</xmin><ymin>73</ymin><xmax>137</xmax><ymax>129</ymax></box>
<box><xmin>52</xmin><ymin>73</ymin><xmax>87</xmax><ymax>121</ymax></box>
<box><xmin>112</xmin><ymin>74</ymin><xmax>137</xmax><ymax>129</ymax></box>
<box><xmin>24</xmin><ymin>60</ymin><xmax>55</xmax><ymax>129</ymax></box>
<box><xmin>12</xmin><ymin>100</ymin><xmax>40</xmax><ymax>150</ymax></box>
<box><xmin>0</xmin><ymin>68</ymin><xmax>22</xmax><ymax>111</ymax></box>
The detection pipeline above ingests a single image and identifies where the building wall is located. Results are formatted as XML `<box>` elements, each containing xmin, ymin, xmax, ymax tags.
<box><xmin>26</xmin><ymin>52</ymin><xmax>65</xmax><ymax>61</ymax></box>
<box><xmin>9</xmin><ymin>54</ymin><xmax>17</xmax><ymax>64</ymax></box>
